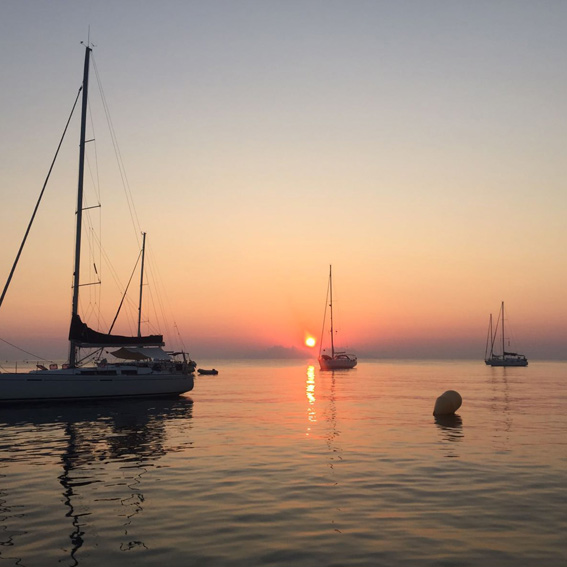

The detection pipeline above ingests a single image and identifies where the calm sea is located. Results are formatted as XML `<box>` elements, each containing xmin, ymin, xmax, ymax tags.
<box><xmin>0</xmin><ymin>359</ymin><xmax>565</xmax><ymax>566</ymax></box>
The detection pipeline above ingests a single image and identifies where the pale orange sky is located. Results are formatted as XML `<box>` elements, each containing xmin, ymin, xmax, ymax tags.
<box><xmin>1</xmin><ymin>1</ymin><xmax>566</xmax><ymax>361</ymax></box>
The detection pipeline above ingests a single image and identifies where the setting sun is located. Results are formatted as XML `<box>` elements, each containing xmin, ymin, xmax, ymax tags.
<box><xmin>305</xmin><ymin>337</ymin><xmax>316</xmax><ymax>348</ymax></box>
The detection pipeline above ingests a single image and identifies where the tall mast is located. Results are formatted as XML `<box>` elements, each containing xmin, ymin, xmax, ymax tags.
<box><xmin>137</xmin><ymin>232</ymin><xmax>146</xmax><ymax>337</ymax></box>
<box><xmin>69</xmin><ymin>44</ymin><xmax>91</xmax><ymax>367</ymax></box>
<box><xmin>485</xmin><ymin>313</ymin><xmax>493</xmax><ymax>360</ymax></box>
<box><xmin>489</xmin><ymin>313</ymin><xmax>493</xmax><ymax>357</ymax></box>
<box><xmin>501</xmin><ymin>301</ymin><xmax>505</xmax><ymax>358</ymax></box>
<box><xmin>329</xmin><ymin>265</ymin><xmax>334</xmax><ymax>357</ymax></box>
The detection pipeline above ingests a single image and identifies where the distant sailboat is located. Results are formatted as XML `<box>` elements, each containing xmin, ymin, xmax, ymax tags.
<box><xmin>484</xmin><ymin>302</ymin><xmax>528</xmax><ymax>367</ymax></box>
<box><xmin>0</xmin><ymin>44</ymin><xmax>196</xmax><ymax>401</ymax></box>
<box><xmin>318</xmin><ymin>265</ymin><xmax>357</xmax><ymax>370</ymax></box>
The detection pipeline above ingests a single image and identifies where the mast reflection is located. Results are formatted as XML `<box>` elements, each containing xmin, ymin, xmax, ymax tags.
<box><xmin>488</xmin><ymin>367</ymin><xmax>512</xmax><ymax>451</ymax></box>
<box><xmin>0</xmin><ymin>396</ymin><xmax>193</xmax><ymax>565</ymax></box>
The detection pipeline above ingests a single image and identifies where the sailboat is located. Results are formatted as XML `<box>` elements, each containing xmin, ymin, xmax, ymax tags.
<box><xmin>484</xmin><ymin>302</ymin><xmax>528</xmax><ymax>367</ymax></box>
<box><xmin>0</xmin><ymin>44</ymin><xmax>196</xmax><ymax>401</ymax></box>
<box><xmin>318</xmin><ymin>265</ymin><xmax>357</xmax><ymax>370</ymax></box>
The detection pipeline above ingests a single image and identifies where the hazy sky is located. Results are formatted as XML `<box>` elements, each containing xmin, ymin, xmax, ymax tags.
<box><xmin>1</xmin><ymin>1</ymin><xmax>566</xmax><ymax>360</ymax></box>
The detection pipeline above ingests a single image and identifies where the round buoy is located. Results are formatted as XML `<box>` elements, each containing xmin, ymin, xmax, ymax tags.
<box><xmin>433</xmin><ymin>390</ymin><xmax>462</xmax><ymax>416</ymax></box>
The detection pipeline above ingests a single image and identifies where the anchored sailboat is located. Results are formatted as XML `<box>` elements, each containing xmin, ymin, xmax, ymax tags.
<box><xmin>0</xmin><ymin>45</ymin><xmax>196</xmax><ymax>401</ymax></box>
<box><xmin>484</xmin><ymin>302</ymin><xmax>528</xmax><ymax>367</ymax></box>
<box><xmin>318</xmin><ymin>265</ymin><xmax>357</xmax><ymax>371</ymax></box>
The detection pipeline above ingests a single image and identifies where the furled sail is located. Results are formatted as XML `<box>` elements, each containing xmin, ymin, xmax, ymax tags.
<box><xmin>69</xmin><ymin>314</ymin><xmax>164</xmax><ymax>347</ymax></box>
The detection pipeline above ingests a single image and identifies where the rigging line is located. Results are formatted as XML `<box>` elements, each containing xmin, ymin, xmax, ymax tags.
<box><xmin>85</xmin><ymin>228</ymin><xmax>139</xmax><ymax>318</ymax></box>
<box><xmin>145</xmin><ymin>245</ymin><xmax>176</xmax><ymax>344</ymax></box>
<box><xmin>318</xmin><ymin>275</ymin><xmax>331</xmax><ymax>356</ymax></box>
<box><xmin>144</xmin><ymin>269</ymin><xmax>162</xmax><ymax>336</ymax></box>
<box><xmin>491</xmin><ymin>309</ymin><xmax>501</xmax><ymax>353</ymax></box>
<box><xmin>108</xmin><ymin>249</ymin><xmax>142</xmax><ymax>334</ymax></box>
<box><xmin>144</xmin><ymin>247</ymin><xmax>182</xmax><ymax>348</ymax></box>
<box><xmin>81</xmin><ymin>220</ymin><xmax>143</xmax><ymax>335</ymax></box>
<box><xmin>86</xmin><ymin>85</ymin><xmax>102</xmax><ymax>204</ymax></box>
<box><xmin>173</xmin><ymin>322</ymin><xmax>188</xmax><ymax>353</ymax></box>
<box><xmin>90</xmin><ymin>58</ymin><xmax>172</xmax><ymax>340</ymax></box>
<box><xmin>91</xmin><ymin>55</ymin><xmax>142</xmax><ymax>246</ymax></box>
<box><xmin>332</xmin><ymin>290</ymin><xmax>346</xmax><ymax>346</ymax></box>
<box><xmin>76</xmin><ymin>348</ymin><xmax>103</xmax><ymax>366</ymax></box>
<box><xmin>144</xmin><ymin>249</ymin><xmax>166</xmax><ymax>337</ymax></box>
<box><xmin>83</xmin><ymin>90</ymin><xmax>103</xmax><ymax>325</ymax></box>
<box><xmin>0</xmin><ymin>86</ymin><xmax>83</xmax><ymax>310</ymax></box>
<box><xmin>484</xmin><ymin>315</ymin><xmax>492</xmax><ymax>359</ymax></box>
<box><xmin>83</xmin><ymin>142</ymin><xmax>103</xmax><ymax>318</ymax></box>
<box><xmin>0</xmin><ymin>336</ymin><xmax>52</xmax><ymax>361</ymax></box>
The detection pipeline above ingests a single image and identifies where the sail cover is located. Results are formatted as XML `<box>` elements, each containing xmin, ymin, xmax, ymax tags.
<box><xmin>69</xmin><ymin>314</ymin><xmax>164</xmax><ymax>347</ymax></box>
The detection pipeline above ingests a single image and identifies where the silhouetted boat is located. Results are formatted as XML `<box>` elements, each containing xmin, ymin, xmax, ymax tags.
<box><xmin>198</xmin><ymin>368</ymin><xmax>218</xmax><ymax>375</ymax></box>
<box><xmin>484</xmin><ymin>302</ymin><xmax>528</xmax><ymax>367</ymax></box>
<box><xmin>318</xmin><ymin>265</ymin><xmax>357</xmax><ymax>370</ymax></box>
<box><xmin>0</xmin><ymin>44</ymin><xmax>196</xmax><ymax>401</ymax></box>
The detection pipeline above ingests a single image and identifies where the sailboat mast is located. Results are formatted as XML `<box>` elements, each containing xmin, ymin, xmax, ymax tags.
<box><xmin>329</xmin><ymin>265</ymin><xmax>335</xmax><ymax>357</ymax></box>
<box><xmin>501</xmin><ymin>301</ymin><xmax>505</xmax><ymax>358</ymax></box>
<box><xmin>485</xmin><ymin>313</ymin><xmax>493</xmax><ymax>360</ymax></box>
<box><xmin>137</xmin><ymin>232</ymin><xmax>146</xmax><ymax>337</ymax></box>
<box><xmin>69</xmin><ymin>45</ymin><xmax>91</xmax><ymax>367</ymax></box>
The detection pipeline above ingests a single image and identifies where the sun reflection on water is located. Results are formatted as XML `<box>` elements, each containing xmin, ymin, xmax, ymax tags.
<box><xmin>306</xmin><ymin>365</ymin><xmax>317</xmax><ymax>434</ymax></box>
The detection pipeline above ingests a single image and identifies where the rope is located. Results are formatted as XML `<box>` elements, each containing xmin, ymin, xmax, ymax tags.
<box><xmin>91</xmin><ymin>55</ymin><xmax>142</xmax><ymax>245</ymax></box>
<box><xmin>0</xmin><ymin>336</ymin><xmax>51</xmax><ymax>361</ymax></box>
<box><xmin>0</xmin><ymin>85</ymin><xmax>83</xmax><ymax>310</ymax></box>
<box><xmin>318</xmin><ymin>275</ymin><xmax>330</xmax><ymax>356</ymax></box>
<box><xmin>108</xmin><ymin>249</ymin><xmax>142</xmax><ymax>333</ymax></box>
<box><xmin>0</xmin><ymin>86</ymin><xmax>83</xmax><ymax>365</ymax></box>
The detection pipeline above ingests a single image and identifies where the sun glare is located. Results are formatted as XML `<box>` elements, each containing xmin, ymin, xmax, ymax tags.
<box><xmin>305</xmin><ymin>337</ymin><xmax>316</xmax><ymax>348</ymax></box>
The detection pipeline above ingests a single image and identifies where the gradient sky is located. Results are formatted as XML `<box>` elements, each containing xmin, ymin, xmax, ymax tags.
<box><xmin>1</xmin><ymin>1</ymin><xmax>566</xmax><ymax>361</ymax></box>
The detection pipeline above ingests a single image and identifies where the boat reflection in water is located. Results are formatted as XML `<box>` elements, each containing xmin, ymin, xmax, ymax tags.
<box><xmin>0</xmin><ymin>396</ymin><xmax>193</xmax><ymax>565</ymax></box>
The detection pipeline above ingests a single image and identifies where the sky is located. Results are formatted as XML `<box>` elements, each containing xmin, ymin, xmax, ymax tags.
<box><xmin>1</xmin><ymin>1</ymin><xmax>566</xmax><ymax>361</ymax></box>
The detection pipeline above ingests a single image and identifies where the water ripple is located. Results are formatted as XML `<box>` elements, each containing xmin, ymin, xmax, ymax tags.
<box><xmin>0</xmin><ymin>362</ymin><xmax>565</xmax><ymax>566</ymax></box>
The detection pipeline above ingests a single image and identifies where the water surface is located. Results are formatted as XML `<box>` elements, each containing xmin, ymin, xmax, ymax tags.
<box><xmin>0</xmin><ymin>360</ymin><xmax>565</xmax><ymax>566</ymax></box>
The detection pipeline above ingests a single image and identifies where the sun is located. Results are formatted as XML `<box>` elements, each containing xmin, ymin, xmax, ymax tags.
<box><xmin>305</xmin><ymin>336</ymin><xmax>316</xmax><ymax>348</ymax></box>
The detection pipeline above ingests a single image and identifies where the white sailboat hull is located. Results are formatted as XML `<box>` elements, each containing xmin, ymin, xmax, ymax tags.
<box><xmin>485</xmin><ymin>356</ymin><xmax>528</xmax><ymax>367</ymax></box>
<box><xmin>319</xmin><ymin>355</ymin><xmax>358</xmax><ymax>370</ymax></box>
<box><xmin>0</xmin><ymin>369</ymin><xmax>194</xmax><ymax>402</ymax></box>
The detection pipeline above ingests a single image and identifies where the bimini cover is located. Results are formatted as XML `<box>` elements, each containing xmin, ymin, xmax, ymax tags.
<box><xmin>110</xmin><ymin>347</ymin><xmax>171</xmax><ymax>361</ymax></box>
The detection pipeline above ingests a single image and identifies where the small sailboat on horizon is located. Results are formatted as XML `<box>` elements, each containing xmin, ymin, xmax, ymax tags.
<box><xmin>484</xmin><ymin>301</ymin><xmax>528</xmax><ymax>367</ymax></box>
<box><xmin>318</xmin><ymin>265</ymin><xmax>357</xmax><ymax>371</ymax></box>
